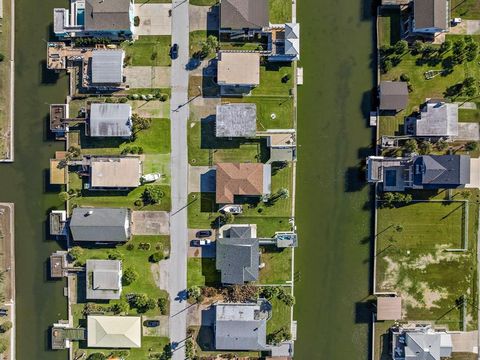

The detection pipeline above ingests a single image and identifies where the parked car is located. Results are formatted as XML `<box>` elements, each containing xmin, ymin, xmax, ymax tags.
<box><xmin>144</xmin><ymin>320</ymin><xmax>160</xmax><ymax>327</ymax></box>
<box><xmin>191</xmin><ymin>239</ymin><xmax>211</xmax><ymax>247</ymax></box>
<box><xmin>196</xmin><ymin>230</ymin><xmax>212</xmax><ymax>238</ymax></box>
<box><xmin>170</xmin><ymin>44</ymin><xmax>179</xmax><ymax>59</ymax></box>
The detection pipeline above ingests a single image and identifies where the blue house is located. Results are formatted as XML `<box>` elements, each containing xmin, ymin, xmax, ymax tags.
<box><xmin>54</xmin><ymin>0</ymin><xmax>134</xmax><ymax>39</ymax></box>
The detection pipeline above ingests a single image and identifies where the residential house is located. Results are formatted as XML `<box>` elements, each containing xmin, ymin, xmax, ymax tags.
<box><xmin>89</xmin><ymin>103</ymin><xmax>132</xmax><ymax>137</ymax></box>
<box><xmin>257</xmin><ymin>130</ymin><xmax>296</xmax><ymax>162</ymax></box>
<box><xmin>379</xmin><ymin>81</ymin><xmax>408</xmax><ymax>112</ymax></box>
<box><xmin>216</xmin><ymin>224</ymin><xmax>259</xmax><ymax>284</ymax></box>
<box><xmin>90</xmin><ymin>50</ymin><xmax>125</xmax><ymax>88</ymax></box>
<box><xmin>216</xmin><ymin>103</ymin><xmax>257</xmax><ymax>138</ymax></box>
<box><xmin>219</xmin><ymin>0</ymin><xmax>269</xmax><ymax>33</ymax></box>
<box><xmin>217</xmin><ymin>52</ymin><xmax>260</xmax><ymax>93</ymax></box>
<box><xmin>89</xmin><ymin>156</ymin><xmax>141</xmax><ymax>189</ymax></box>
<box><xmin>268</xmin><ymin>23</ymin><xmax>301</xmax><ymax>62</ymax></box>
<box><xmin>54</xmin><ymin>0</ymin><xmax>134</xmax><ymax>39</ymax></box>
<box><xmin>215</xmin><ymin>162</ymin><xmax>271</xmax><ymax>203</ymax></box>
<box><xmin>366</xmin><ymin>155</ymin><xmax>471</xmax><ymax>191</ymax></box>
<box><xmin>414</xmin><ymin>100</ymin><xmax>458</xmax><ymax>138</ymax></box>
<box><xmin>87</xmin><ymin>316</ymin><xmax>141</xmax><ymax>348</ymax></box>
<box><xmin>86</xmin><ymin>259</ymin><xmax>122</xmax><ymax>300</ymax></box>
<box><xmin>214</xmin><ymin>302</ymin><xmax>269</xmax><ymax>351</ymax></box>
<box><xmin>69</xmin><ymin>207</ymin><xmax>131</xmax><ymax>243</ymax></box>
<box><xmin>392</xmin><ymin>325</ymin><xmax>452</xmax><ymax>360</ymax></box>
<box><xmin>412</xmin><ymin>0</ymin><xmax>449</xmax><ymax>34</ymax></box>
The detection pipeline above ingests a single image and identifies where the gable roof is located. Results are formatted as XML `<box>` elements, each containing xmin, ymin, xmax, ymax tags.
<box><xmin>91</xmin><ymin>50</ymin><xmax>124</xmax><ymax>84</ymax></box>
<box><xmin>216</xmin><ymin>103</ymin><xmax>257</xmax><ymax>137</ymax></box>
<box><xmin>86</xmin><ymin>259</ymin><xmax>122</xmax><ymax>300</ymax></box>
<box><xmin>215</xmin><ymin>303</ymin><xmax>267</xmax><ymax>351</ymax></box>
<box><xmin>416</xmin><ymin>101</ymin><xmax>458</xmax><ymax>137</ymax></box>
<box><xmin>87</xmin><ymin>316</ymin><xmax>141</xmax><ymax>348</ymax></box>
<box><xmin>404</xmin><ymin>331</ymin><xmax>452</xmax><ymax>360</ymax></box>
<box><xmin>89</xmin><ymin>103</ymin><xmax>132</xmax><ymax>137</ymax></box>
<box><xmin>220</xmin><ymin>0</ymin><xmax>269</xmax><ymax>29</ymax></box>
<box><xmin>70</xmin><ymin>207</ymin><xmax>130</xmax><ymax>242</ymax></box>
<box><xmin>216</xmin><ymin>163</ymin><xmax>265</xmax><ymax>203</ymax></box>
<box><xmin>379</xmin><ymin>81</ymin><xmax>409</xmax><ymax>110</ymax></box>
<box><xmin>216</xmin><ymin>226</ymin><xmax>259</xmax><ymax>284</ymax></box>
<box><xmin>413</xmin><ymin>155</ymin><xmax>470</xmax><ymax>188</ymax></box>
<box><xmin>85</xmin><ymin>0</ymin><xmax>131</xmax><ymax>31</ymax></box>
<box><xmin>414</xmin><ymin>0</ymin><xmax>448</xmax><ymax>31</ymax></box>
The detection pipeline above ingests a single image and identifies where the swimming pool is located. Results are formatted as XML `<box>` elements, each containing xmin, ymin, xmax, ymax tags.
<box><xmin>76</xmin><ymin>8</ymin><xmax>85</xmax><ymax>25</ymax></box>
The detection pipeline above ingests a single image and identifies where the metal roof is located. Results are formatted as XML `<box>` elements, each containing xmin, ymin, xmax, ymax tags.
<box><xmin>86</xmin><ymin>259</ymin><xmax>122</xmax><ymax>300</ymax></box>
<box><xmin>220</xmin><ymin>0</ymin><xmax>268</xmax><ymax>29</ymax></box>
<box><xmin>87</xmin><ymin>316</ymin><xmax>141</xmax><ymax>348</ymax></box>
<box><xmin>85</xmin><ymin>0</ymin><xmax>132</xmax><ymax>31</ymax></box>
<box><xmin>91</xmin><ymin>50</ymin><xmax>124</xmax><ymax>84</ymax></box>
<box><xmin>379</xmin><ymin>81</ymin><xmax>408</xmax><ymax>110</ymax></box>
<box><xmin>70</xmin><ymin>207</ymin><xmax>130</xmax><ymax>242</ymax></box>
<box><xmin>89</xmin><ymin>103</ymin><xmax>132</xmax><ymax>137</ymax></box>
<box><xmin>416</xmin><ymin>101</ymin><xmax>458</xmax><ymax>137</ymax></box>
<box><xmin>414</xmin><ymin>0</ymin><xmax>448</xmax><ymax>32</ymax></box>
<box><xmin>216</xmin><ymin>103</ymin><xmax>257</xmax><ymax>137</ymax></box>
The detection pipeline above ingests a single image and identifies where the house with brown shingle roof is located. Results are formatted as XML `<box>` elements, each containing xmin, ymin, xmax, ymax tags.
<box><xmin>216</xmin><ymin>163</ymin><xmax>271</xmax><ymax>203</ymax></box>
<box><xmin>220</xmin><ymin>0</ymin><xmax>269</xmax><ymax>32</ymax></box>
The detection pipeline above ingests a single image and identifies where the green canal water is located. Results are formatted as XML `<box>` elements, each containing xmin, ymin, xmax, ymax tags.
<box><xmin>0</xmin><ymin>0</ymin><xmax>69</xmax><ymax>358</ymax></box>
<box><xmin>294</xmin><ymin>0</ymin><xmax>375</xmax><ymax>359</ymax></box>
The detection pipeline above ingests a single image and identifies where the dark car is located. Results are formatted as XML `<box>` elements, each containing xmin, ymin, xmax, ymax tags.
<box><xmin>196</xmin><ymin>230</ymin><xmax>212</xmax><ymax>238</ymax></box>
<box><xmin>144</xmin><ymin>320</ymin><xmax>160</xmax><ymax>327</ymax></box>
<box><xmin>170</xmin><ymin>44</ymin><xmax>179</xmax><ymax>59</ymax></box>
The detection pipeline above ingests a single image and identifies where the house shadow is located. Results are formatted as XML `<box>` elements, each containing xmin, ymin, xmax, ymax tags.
<box><xmin>206</xmin><ymin>6</ymin><xmax>220</xmax><ymax>33</ymax></box>
<box><xmin>76</xmin><ymin>271</ymin><xmax>87</xmax><ymax>303</ymax></box>
<box><xmin>355</xmin><ymin>300</ymin><xmax>374</xmax><ymax>324</ymax></box>
<box><xmin>201</xmin><ymin>258</ymin><xmax>221</xmax><ymax>286</ymax></box>
<box><xmin>200</xmin><ymin>169</ymin><xmax>216</xmax><ymax>193</ymax></box>
<box><xmin>195</xmin><ymin>325</ymin><xmax>215</xmax><ymax>351</ymax></box>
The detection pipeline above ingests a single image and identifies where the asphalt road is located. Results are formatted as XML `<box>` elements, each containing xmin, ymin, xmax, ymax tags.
<box><xmin>168</xmin><ymin>0</ymin><xmax>190</xmax><ymax>358</ymax></box>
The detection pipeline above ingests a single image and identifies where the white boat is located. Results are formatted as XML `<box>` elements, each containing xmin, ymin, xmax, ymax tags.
<box><xmin>141</xmin><ymin>173</ymin><xmax>162</xmax><ymax>183</ymax></box>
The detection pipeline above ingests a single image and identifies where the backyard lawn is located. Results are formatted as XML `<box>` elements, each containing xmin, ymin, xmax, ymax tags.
<box><xmin>375</xmin><ymin>200</ymin><xmax>478</xmax><ymax>330</ymax></box>
<box><xmin>269</xmin><ymin>0</ymin><xmax>292</xmax><ymax>24</ymax></box>
<box><xmin>259</xmin><ymin>247</ymin><xmax>292</xmax><ymax>284</ymax></box>
<box><xmin>122</xmin><ymin>36</ymin><xmax>172</xmax><ymax>66</ymax></box>
<box><xmin>378</xmin><ymin>7</ymin><xmax>401</xmax><ymax>47</ymax></box>
<box><xmin>187</xmin><ymin>258</ymin><xmax>220</xmax><ymax>288</ymax></box>
<box><xmin>266</xmin><ymin>296</ymin><xmax>291</xmax><ymax>337</ymax></box>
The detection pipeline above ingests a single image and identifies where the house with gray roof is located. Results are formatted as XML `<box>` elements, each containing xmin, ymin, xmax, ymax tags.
<box><xmin>415</xmin><ymin>100</ymin><xmax>458</xmax><ymax>138</ymax></box>
<box><xmin>366</xmin><ymin>155</ymin><xmax>471</xmax><ymax>191</ymax></box>
<box><xmin>220</xmin><ymin>0</ymin><xmax>269</xmax><ymax>32</ymax></box>
<box><xmin>53</xmin><ymin>0</ymin><xmax>134</xmax><ymax>39</ymax></box>
<box><xmin>216</xmin><ymin>224</ymin><xmax>259</xmax><ymax>284</ymax></box>
<box><xmin>216</xmin><ymin>103</ymin><xmax>257</xmax><ymax>138</ymax></box>
<box><xmin>392</xmin><ymin>325</ymin><xmax>452</xmax><ymax>360</ymax></box>
<box><xmin>214</xmin><ymin>302</ymin><xmax>269</xmax><ymax>351</ymax></box>
<box><xmin>89</xmin><ymin>103</ymin><xmax>132</xmax><ymax>137</ymax></box>
<box><xmin>90</xmin><ymin>50</ymin><xmax>125</xmax><ymax>86</ymax></box>
<box><xmin>379</xmin><ymin>81</ymin><xmax>408</xmax><ymax>111</ymax></box>
<box><xmin>69</xmin><ymin>207</ymin><xmax>131</xmax><ymax>243</ymax></box>
<box><xmin>413</xmin><ymin>0</ymin><xmax>449</xmax><ymax>34</ymax></box>
<box><xmin>86</xmin><ymin>259</ymin><xmax>122</xmax><ymax>300</ymax></box>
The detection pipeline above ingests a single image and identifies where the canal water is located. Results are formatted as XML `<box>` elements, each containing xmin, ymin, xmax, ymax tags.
<box><xmin>0</xmin><ymin>0</ymin><xmax>69</xmax><ymax>358</ymax></box>
<box><xmin>294</xmin><ymin>0</ymin><xmax>375</xmax><ymax>359</ymax></box>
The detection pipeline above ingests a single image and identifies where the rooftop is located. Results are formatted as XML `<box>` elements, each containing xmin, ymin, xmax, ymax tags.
<box><xmin>91</xmin><ymin>50</ymin><xmax>124</xmax><ymax>85</ymax></box>
<box><xmin>70</xmin><ymin>207</ymin><xmax>130</xmax><ymax>243</ymax></box>
<box><xmin>393</xmin><ymin>326</ymin><xmax>452</xmax><ymax>360</ymax></box>
<box><xmin>220</xmin><ymin>0</ymin><xmax>269</xmax><ymax>29</ymax></box>
<box><xmin>89</xmin><ymin>103</ymin><xmax>132</xmax><ymax>137</ymax></box>
<box><xmin>90</xmin><ymin>156</ymin><xmax>141</xmax><ymax>188</ymax></box>
<box><xmin>414</xmin><ymin>0</ymin><xmax>448</xmax><ymax>32</ymax></box>
<box><xmin>377</xmin><ymin>296</ymin><xmax>402</xmax><ymax>321</ymax></box>
<box><xmin>86</xmin><ymin>259</ymin><xmax>122</xmax><ymax>300</ymax></box>
<box><xmin>416</xmin><ymin>101</ymin><xmax>458</xmax><ymax>137</ymax></box>
<box><xmin>85</xmin><ymin>0</ymin><xmax>132</xmax><ymax>32</ymax></box>
<box><xmin>217</xmin><ymin>52</ymin><xmax>260</xmax><ymax>86</ymax></box>
<box><xmin>87</xmin><ymin>315</ymin><xmax>141</xmax><ymax>348</ymax></box>
<box><xmin>216</xmin><ymin>103</ymin><xmax>257</xmax><ymax>138</ymax></box>
<box><xmin>216</xmin><ymin>163</ymin><xmax>270</xmax><ymax>203</ymax></box>
<box><xmin>379</xmin><ymin>81</ymin><xmax>408</xmax><ymax>111</ymax></box>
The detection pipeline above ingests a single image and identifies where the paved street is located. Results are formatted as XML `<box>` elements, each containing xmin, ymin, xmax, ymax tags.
<box><xmin>168</xmin><ymin>0</ymin><xmax>190</xmax><ymax>359</ymax></box>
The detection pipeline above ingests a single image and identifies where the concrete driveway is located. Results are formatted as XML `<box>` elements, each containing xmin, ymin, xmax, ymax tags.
<box><xmin>131</xmin><ymin>211</ymin><xmax>170</xmax><ymax>235</ymax></box>
<box><xmin>135</xmin><ymin>3</ymin><xmax>172</xmax><ymax>36</ymax></box>
<box><xmin>125</xmin><ymin>66</ymin><xmax>171</xmax><ymax>88</ymax></box>
<box><xmin>187</xmin><ymin>304</ymin><xmax>215</xmax><ymax>327</ymax></box>
<box><xmin>187</xmin><ymin>228</ymin><xmax>216</xmax><ymax>258</ymax></box>
<box><xmin>450</xmin><ymin>331</ymin><xmax>478</xmax><ymax>353</ymax></box>
<box><xmin>188</xmin><ymin>165</ymin><xmax>216</xmax><ymax>193</ymax></box>
<box><xmin>189</xmin><ymin>5</ymin><xmax>219</xmax><ymax>32</ymax></box>
<box><xmin>142</xmin><ymin>315</ymin><xmax>169</xmax><ymax>337</ymax></box>
<box><xmin>467</xmin><ymin>158</ymin><xmax>480</xmax><ymax>189</ymax></box>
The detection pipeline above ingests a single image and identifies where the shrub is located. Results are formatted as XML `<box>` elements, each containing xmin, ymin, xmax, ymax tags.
<box><xmin>394</xmin><ymin>40</ymin><xmax>408</xmax><ymax>54</ymax></box>
<box><xmin>465</xmin><ymin>141</ymin><xmax>478</xmax><ymax>151</ymax></box>
<box><xmin>0</xmin><ymin>54</ymin><xmax>4</xmax><ymax>62</ymax></box>
<box><xmin>158</xmin><ymin>297</ymin><xmax>168</xmax><ymax>315</ymax></box>
<box><xmin>111</xmin><ymin>300</ymin><xmax>130</xmax><ymax>314</ymax></box>
<box><xmin>118</xmin><ymin>97</ymin><xmax>128</xmax><ymax>103</ymax></box>
<box><xmin>403</xmin><ymin>139</ymin><xmax>418</xmax><ymax>154</ymax></box>
<box><xmin>399</xmin><ymin>73</ymin><xmax>410</xmax><ymax>82</ymax></box>
<box><xmin>440</xmin><ymin>40</ymin><xmax>452</xmax><ymax>53</ymax></box>
<box><xmin>412</xmin><ymin>40</ymin><xmax>425</xmax><ymax>55</ymax></box>
<box><xmin>143</xmin><ymin>185</ymin><xmax>165</xmax><ymax>204</ymax></box>
<box><xmin>0</xmin><ymin>321</ymin><xmax>12</xmax><ymax>333</ymax></box>
<box><xmin>138</xmin><ymin>242</ymin><xmax>151</xmax><ymax>250</ymax></box>
<box><xmin>134</xmin><ymin>16</ymin><xmax>140</xmax><ymax>26</ymax></box>
<box><xmin>160</xmin><ymin>94</ymin><xmax>169</xmax><ymax>102</ymax></box>
<box><xmin>108</xmin><ymin>250</ymin><xmax>124</xmax><ymax>261</ymax></box>
<box><xmin>126</xmin><ymin>243</ymin><xmax>135</xmax><ymax>251</ymax></box>
<box><xmin>260</xmin><ymin>286</ymin><xmax>280</xmax><ymax>299</ymax></box>
<box><xmin>105</xmin><ymin>97</ymin><xmax>114</xmax><ymax>103</ymax></box>
<box><xmin>149</xmin><ymin>251</ymin><xmax>164</xmax><ymax>263</ymax></box>
<box><xmin>187</xmin><ymin>286</ymin><xmax>202</xmax><ymax>302</ymax></box>
<box><xmin>88</xmin><ymin>354</ymin><xmax>106</xmax><ymax>360</ymax></box>
<box><xmin>122</xmin><ymin>267</ymin><xmax>139</xmax><ymax>285</ymax></box>
<box><xmin>109</xmin><ymin>350</ymin><xmax>130</xmax><ymax>358</ymax></box>
<box><xmin>436</xmin><ymin>139</ymin><xmax>448</xmax><ymax>151</ymax></box>
<box><xmin>281</xmin><ymin>74</ymin><xmax>291</xmax><ymax>83</ymax></box>
<box><xmin>134</xmin><ymin>199</ymin><xmax>143</xmax><ymax>207</ymax></box>
<box><xmin>69</xmin><ymin>246</ymin><xmax>84</xmax><ymax>261</ymax></box>
<box><xmin>418</xmin><ymin>140</ymin><xmax>433</xmax><ymax>155</ymax></box>
<box><xmin>130</xmin><ymin>293</ymin><xmax>156</xmax><ymax>313</ymax></box>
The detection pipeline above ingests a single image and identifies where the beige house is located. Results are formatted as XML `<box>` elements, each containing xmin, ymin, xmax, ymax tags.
<box><xmin>217</xmin><ymin>52</ymin><xmax>260</xmax><ymax>87</ymax></box>
<box><xmin>90</xmin><ymin>156</ymin><xmax>142</xmax><ymax>189</ymax></box>
<box><xmin>87</xmin><ymin>316</ymin><xmax>141</xmax><ymax>348</ymax></box>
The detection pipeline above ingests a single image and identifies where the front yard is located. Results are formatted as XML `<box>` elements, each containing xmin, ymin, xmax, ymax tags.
<box><xmin>451</xmin><ymin>0</ymin><xmax>480</xmax><ymax>19</ymax></box>
<box><xmin>187</xmin><ymin>258</ymin><xmax>220</xmax><ymax>288</ymax></box>
<box><xmin>375</xmin><ymin>200</ymin><xmax>478</xmax><ymax>330</ymax></box>
<box><xmin>122</xmin><ymin>36</ymin><xmax>172</xmax><ymax>66</ymax></box>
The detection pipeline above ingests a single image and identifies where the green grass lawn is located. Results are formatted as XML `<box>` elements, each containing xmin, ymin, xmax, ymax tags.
<box><xmin>379</xmin><ymin>35</ymin><xmax>480</xmax><ymax>136</ymax></box>
<box><xmin>122</xmin><ymin>36</ymin><xmax>172</xmax><ymax>66</ymax></box>
<box><xmin>452</xmin><ymin>0</ymin><xmax>480</xmax><ymax>19</ymax></box>
<box><xmin>187</xmin><ymin>258</ymin><xmax>220</xmax><ymax>288</ymax></box>
<box><xmin>251</xmin><ymin>64</ymin><xmax>294</xmax><ymax>97</ymax></box>
<box><xmin>376</xmin><ymin>200</ymin><xmax>478</xmax><ymax>330</ymax></box>
<box><xmin>190</xmin><ymin>0</ymin><xmax>217</xmax><ymax>4</ymax></box>
<box><xmin>0</xmin><ymin>0</ymin><xmax>12</xmax><ymax>159</ymax></box>
<box><xmin>378</xmin><ymin>7</ymin><xmax>401</xmax><ymax>47</ymax></box>
<box><xmin>269</xmin><ymin>0</ymin><xmax>292</xmax><ymax>24</ymax></box>
<box><xmin>259</xmin><ymin>247</ymin><xmax>292</xmax><ymax>284</ymax></box>
<box><xmin>189</xmin><ymin>31</ymin><xmax>218</xmax><ymax>58</ymax></box>
<box><xmin>267</xmin><ymin>296</ymin><xmax>291</xmax><ymax>336</ymax></box>
<box><xmin>187</xmin><ymin>119</ymin><xmax>269</xmax><ymax>166</ymax></box>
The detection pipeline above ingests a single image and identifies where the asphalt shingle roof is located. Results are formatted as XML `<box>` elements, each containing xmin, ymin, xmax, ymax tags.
<box><xmin>220</xmin><ymin>0</ymin><xmax>268</xmax><ymax>29</ymax></box>
<box><xmin>70</xmin><ymin>207</ymin><xmax>130</xmax><ymax>242</ymax></box>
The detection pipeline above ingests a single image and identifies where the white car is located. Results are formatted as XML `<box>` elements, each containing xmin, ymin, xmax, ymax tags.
<box><xmin>141</xmin><ymin>173</ymin><xmax>161</xmax><ymax>183</ymax></box>
<box><xmin>191</xmin><ymin>239</ymin><xmax>212</xmax><ymax>246</ymax></box>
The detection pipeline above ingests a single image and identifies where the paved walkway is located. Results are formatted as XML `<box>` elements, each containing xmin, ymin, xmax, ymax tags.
<box><xmin>168</xmin><ymin>0</ymin><xmax>190</xmax><ymax>358</ymax></box>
